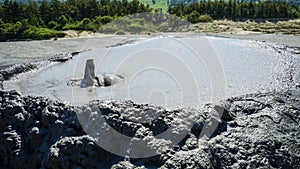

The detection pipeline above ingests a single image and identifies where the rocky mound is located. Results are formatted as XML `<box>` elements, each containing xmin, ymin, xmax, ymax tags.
<box><xmin>0</xmin><ymin>90</ymin><xmax>299</xmax><ymax>169</ymax></box>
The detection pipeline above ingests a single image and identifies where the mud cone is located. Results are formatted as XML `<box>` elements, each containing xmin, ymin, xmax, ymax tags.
<box><xmin>81</xmin><ymin>59</ymin><xmax>95</xmax><ymax>87</ymax></box>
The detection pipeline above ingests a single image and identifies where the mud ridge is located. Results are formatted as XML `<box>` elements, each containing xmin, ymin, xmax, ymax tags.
<box><xmin>0</xmin><ymin>89</ymin><xmax>299</xmax><ymax>168</ymax></box>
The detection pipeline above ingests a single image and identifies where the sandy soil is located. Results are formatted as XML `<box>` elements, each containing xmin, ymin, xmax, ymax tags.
<box><xmin>191</xmin><ymin>19</ymin><xmax>300</xmax><ymax>35</ymax></box>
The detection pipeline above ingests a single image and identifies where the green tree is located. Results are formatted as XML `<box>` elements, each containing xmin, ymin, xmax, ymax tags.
<box><xmin>225</xmin><ymin>0</ymin><xmax>233</xmax><ymax>18</ymax></box>
<box><xmin>58</xmin><ymin>15</ymin><xmax>68</xmax><ymax>26</ymax></box>
<box><xmin>28</xmin><ymin>1</ymin><xmax>41</xmax><ymax>25</ymax></box>
<box><xmin>277</xmin><ymin>2</ymin><xmax>288</xmax><ymax>18</ymax></box>
<box><xmin>0</xmin><ymin>19</ymin><xmax>5</xmax><ymax>33</ymax></box>
<box><xmin>40</xmin><ymin>0</ymin><xmax>52</xmax><ymax>24</ymax></box>
<box><xmin>80</xmin><ymin>18</ymin><xmax>91</xmax><ymax>29</ymax></box>
<box><xmin>215</xmin><ymin>0</ymin><xmax>225</xmax><ymax>19</ymax></box>
<box><xmin>248</xmin><ymin>1</ymin><xmax>255</xmax><ymax>18</ymax></box>
<box><xmin>289</xmin><ymin>4</ymin><xmax>300</xmax><ymax>18</ymax></box>
<box><xmin>128</xmin><ymin>0</ymin><xmax>140</xmax><ymax>14</ymax></box>
<box><xmin>51</xmin><ymin>0</ymin><xmax>62</xmax><ymax>21</ymax></box>
<box><xmin>187</xmin><ymin>11</ymin><xmax>200</xmax><ymax>23</ymax></box>
<box><xmin>88</xmin><ymin>0</ymin><xmax>101</xmax><ymax>18</ymax></box>
<box><xmin>1</xmin><ymin>0</ymin><xmax>15</xmax><ymax>22</ymax></box>
<box><xmin>48</xmin><ymin>21</ymin><xmax>59</xmax><ymax>29</ymax></box>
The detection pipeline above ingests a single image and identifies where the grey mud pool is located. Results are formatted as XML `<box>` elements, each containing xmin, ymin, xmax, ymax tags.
<box><xmin>4</xmin><ymin>35</ymin><xmax>300</xmax><ymax>109</ymax></box>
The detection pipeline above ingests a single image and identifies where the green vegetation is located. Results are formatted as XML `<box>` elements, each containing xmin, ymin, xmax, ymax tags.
<box><xmin>0</xmin><ymin>0</ymin><xmax>299</xmax><ymax>41</ymax></box>
<box><xmin>0</xmin><ymin>0</ymin><xmax>151</xmax><ymax>41</ymax></box>
<box><xmin>169</xmin><ymin>0</ymin><xmax>300</xmax><ymax>23</ymax></box>
<box><xmin>0</xmin><ymin>19</ymin><xmax>65</xmax><ymax>41</ymax></box>
<box><xmin>186</xmin><ymin>11</ymin><xmax>213</xmax><ymax>23</ymax></box>
<box><xmin>23</xmin><ymin>27</ymin><xmax>65</xmax><ymax>40</ymax></box>
<box><xmin>198</xmin><ymin>14</ymin><xmax>214</xmax><ymax>22</ymax></box>
<box><xmin>140</xmin><ymin>0</ymin><xmax>169</xmax><ymax>12</ymax></box>
<box><xmin>168</xmin><ymin>0</ymin><xmax>300</xmax><ymax>7</ymax></box>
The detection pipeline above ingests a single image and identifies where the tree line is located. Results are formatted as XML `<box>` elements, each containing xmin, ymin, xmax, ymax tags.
<box><xmin>168</xmin><ymin>0</ymin><xmax>300</xmax><ymax>23</ymax></box>
<box><xmin>0</xmin><ymin>0</ymin><xmax>151</xmax><ymax>40</ymax></box>
<box><xmin>0</xmin><ymin>0</ymin><xmax>151</xmax><ymax>26</ymax></box>
<box><xmin>0</xmin><ymin>0</ymin><xmax>299</xmax><ymax>40</ymax></box>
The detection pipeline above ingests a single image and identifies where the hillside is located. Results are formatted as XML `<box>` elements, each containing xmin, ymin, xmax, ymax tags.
<box><xmin>140</xmin><ymin>0</ymin><xmax>300</xmax><ymax>11</ymax></box>
<box><xmin>140</xmin><ymin>0</ymin><xmax>169</xmax><ymax>12</ymax></box>
<box><xmin>1</xmin><ymin>0</ymin><xmax>299</xmax><ymax>13</ymax></box>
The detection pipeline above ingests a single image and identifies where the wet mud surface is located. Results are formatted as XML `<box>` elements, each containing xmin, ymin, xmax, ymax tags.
<box><xmin>2</xmin><ymin>35</ymin><xmax>300</xmax><ymax>108</ymax></box>
<box><xmin>0</xmin><ymin>34</ymin><xmax>300</xmax><ymax>168</ymax></box>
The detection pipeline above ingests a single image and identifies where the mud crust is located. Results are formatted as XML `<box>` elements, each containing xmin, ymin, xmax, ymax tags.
<box><xmin>0</xmin><ymin>89</ymin><xmax>299</xmax><ymax>169</ymax></box>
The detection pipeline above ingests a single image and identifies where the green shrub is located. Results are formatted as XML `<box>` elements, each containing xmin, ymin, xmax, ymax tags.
<box><xmin>81</xmin><ymin>18</ymin><xmax>91</xmax><ymax>27</ymax></box>
<box><xmin>58</xmin><ymin>15</ymin><xmax>68</xmax><ymax>26</ymax></box>
<box><xmin>48</xmin><ymin>21</ymin><xmax>59</xmax><ymax>29</ymax></box>
<box><xmin>198</xmin><ymin>15</ymin><xmax>213</xmax><ymax>23</ymax></box>
<box><xmin>23</xmin><ymin>27</ymin><xmax>65</xmax><ymax>40</ymax></box>
<box><xmin>94</xmin><ymin>16</ymin><xmax>114</xmax><ymax>24</ymax></box>
<box><xmin>187</xmin><ymin>11</ymin><xmax>200</xmax><ymax>23</ymax></box>
<box><xmin>63</xmin><ymin>22</ymin><xmax>81</xmax><ymax>30</ymax></box>
<box><xmin>56</xmin><ymin>15</ymin><xmax>68</xmax><ymax>29</ymax></box>
<box><xmin>79</xmin><ymin>18</ymin><xmax>99</xmax><ymax>31</ymax></box>
<box><xmin>63</xmin><ymin>19</ymin><xmax>99</xmax><ymax>31</ymax></box>
<box><xmin>0</xmin><ymin>19</ymin><xmax>5</xmax><ymax>29</ymax></box>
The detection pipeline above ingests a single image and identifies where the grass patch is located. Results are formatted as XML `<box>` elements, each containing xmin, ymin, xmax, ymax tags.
<box><xmin>0</xmin><ymin>21</ymin><xmax>66</xmax><ymax>41</ymax></box>
<box><xmin>140</xmin><ymin>0</ymin><xmax>169</xmax><ymax>12</ymax></box>
<box><xmin>63</xmin><ymin>18</ymin><xmax>101</xmax><ymax>31</ymax></box>
<box><xmin>198</xmin><ymin>15</ymin><xmax>214</xmax><ymax>23</ymax></box>
<box><xmin>23</xmin><ymin>28</ymin><xmax>65</xmax><ymax>40</ymax></box>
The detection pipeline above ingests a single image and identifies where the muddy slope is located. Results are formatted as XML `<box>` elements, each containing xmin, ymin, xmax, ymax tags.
<box><xmin>0</xmin><ymin>90</ymin><xmax>299</xmax><ymax>169</ymax></box>
<box><xmin>0</xmin><ymin>63</ymin><xmax>41</xmax><ymax>90</ymax></box>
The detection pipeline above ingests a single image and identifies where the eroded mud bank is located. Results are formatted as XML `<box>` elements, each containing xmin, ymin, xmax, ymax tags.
<box><xmin>0</xmin><ymin>89</ymin><xmax>299</xmax><ymax>168</ymax></box>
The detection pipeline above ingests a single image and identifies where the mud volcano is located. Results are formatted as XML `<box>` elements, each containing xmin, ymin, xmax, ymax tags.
<box><xmin>3</xmin><ymin>36</ymin><xmax>299</xmax><ymax>107</ymax></box>
<box><xmin>67</xmin><ymin>59</ymin><xmax>123</xmax><ymax>88</ymax></box>
<box><xmin>0</xmin><ymin>35</ymin><xmax>300</xmax><ymax>168</ymax></box>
